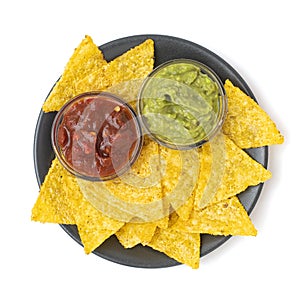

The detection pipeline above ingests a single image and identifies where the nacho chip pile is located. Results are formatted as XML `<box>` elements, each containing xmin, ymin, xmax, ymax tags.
<box><xmin>32</xmin><ymin>35</ymin><xmax>283</xmax><ymax>269</ymax></box>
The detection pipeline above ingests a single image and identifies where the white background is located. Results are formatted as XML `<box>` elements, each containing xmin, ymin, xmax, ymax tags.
<box><xmin>1</xmin><ymin>0</ymin><xmax>298</xmax><ymax>299</ymax></box>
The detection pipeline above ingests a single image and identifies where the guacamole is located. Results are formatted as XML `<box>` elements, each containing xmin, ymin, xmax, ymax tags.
<box><xmin>139</xmin><ymin>60</ymin><xmax>223</xmax><ymax>148</ymax></box>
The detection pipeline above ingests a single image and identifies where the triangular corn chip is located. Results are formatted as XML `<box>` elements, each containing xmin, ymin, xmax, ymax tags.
<box><xmin>147</xmin><ymin>226</ymin><xmax>200</xmax><ymax>269</ymax></box>
<box><xmin>194</xmin><ymin>133</ymin><xmax>272</xmax><ymax>209</ymax></box>
<box><xmin>115</xmin><ymin>222</ymin><xmax>157</xmax><ymax>248</ymax></box>
<box><xmin>31</xmin><ymin>158</ymin><xmax>124</xmax><ymax>254</ymax></box>
<box><xmin>173</xmin><ymin>196</ymin><xmax>257</xmax><ymax>236</ymax></box>
<box><xmin>81</xmin><ymin>137</ymin><xmax>166</xmax><ymax>224</ymax></box>
<box><xmin>175</xmin><ymin>192</ymin><xmax>195</xmax><ymax>221</ymax></box>
<box><xmin>105</xmin><ymin>39</ymin><xmax>154</xmax><ymax>87</ymax></box>
<box><xmin>76</xmin><ymin>201</ymin><xmax>124</xmax><ymax>254</ymax></box>
<box><xmin>159</xmin><ymin>145</ymin><xmax>200</xmax><ymax>221</ymax></box>
<box><xmin>222</xmin><ymin>79</ymin><xmax>284</xmax><ymax>148</ymax></box>
<box><xmin>75</xmin><ymin>39</ymin><xmax>154</xmax><ymax>101</ymax></box>
<box><xmin>32</xmin><ymin>158</ymin><xmax>78</xmax><ymax>224</ymax></box>
<box><xmin>43</xmin><ymin>35</ymin><xmax>107</xmax><ymax>112</ymax></box>
<box><xmin>117</xmin><ymin>137</ymin><xmax>162</xmax><ymax>198</ymax></box>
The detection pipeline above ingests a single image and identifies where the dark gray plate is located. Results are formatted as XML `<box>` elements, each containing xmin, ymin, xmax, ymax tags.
<box><xmin>34</xmin><ymin>34</ymin><xmax>268</xmax><ymax>268</ymax></box>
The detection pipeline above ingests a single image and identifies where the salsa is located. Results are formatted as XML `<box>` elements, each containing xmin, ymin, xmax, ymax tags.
<box><xmin>139</xmin><ymin>60</ymin><xmax>224</xmax><ymax>148</ymax></box>
<box><xmin>56</xmin><ymin>93</ymin><xmax>141</xmax><ymax>179</ymax></box>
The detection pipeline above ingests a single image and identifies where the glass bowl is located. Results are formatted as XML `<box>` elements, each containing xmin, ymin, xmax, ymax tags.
<box><xmin>138</xmin><ymin>59</ymin><xmax>227</xmax><ymax>150</ymax></box>
<box><xmin>51</xmin><ymin>91</ymin><xmax>143</xmax><ymax>181</ymax></box>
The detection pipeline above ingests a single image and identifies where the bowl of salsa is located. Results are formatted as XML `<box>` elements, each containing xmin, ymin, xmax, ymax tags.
<box><xmin>138</xmin><ymin>59</ymin><xmax>227</xmax><ymax>150</ymax></box>
<box><xmin>51</xmin><ymin>92</ymin><xmax>143</xmax><ymax>181</ymax></box>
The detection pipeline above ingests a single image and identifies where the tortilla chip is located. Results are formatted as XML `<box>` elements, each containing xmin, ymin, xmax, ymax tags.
<box><xmin>105</xmin><ymin>39</ymin><xmax>154</xmax><ymax>87</ymax></box>
<box><xmin>31</xmin><ymin>158</ymin><xmax>124</xmax><ymax>254</ymax></box>
<box><xmin>74</xmin><ymin>65</ymin><xmax>110</xmax><ymax>96</ymax></box>
<box><xmin>159</xmin><ymin>145</ymin><xmax>200</xmax><ymax>220</ymax></box>
<box><xmin>106</xmin><ymin>79</ymin><xmax>144</xmax><ymax>104</ymax></box>
<box><xmin>116</xmin><ymin>222</ymin><xmax>157</xmax><ymax>248</ymax></box>
<box><xmin>173</xmin><ymin>196</ymin><xmax>257</xmax><ymax>236</ymax></box>
<box><xmin>76</xmin><ymin>39</ymin><xmax>154</xmax><ymax>102</ymax></box>
<box><xmin>194</xmin><ymin>133</ymin><xmax>272</xmax><ymax>209</ymax></box>
<box><xmin>31</xmin><ymin>158</ymin><xmax>78</xmax><ymax>224</ymax></box>
<box><xmin>222</xmin><ymin>79</ymin><xmax>284</xmax><ymax>148</ymax></box>
<box><xmin>76</xmin><ymin>202</ymin><xmax>124</xmax><ymax>254</ymax></box>
<box><xmin>104</xmin><ymin>136</ymin><xmax>162</xmax><ymax>206</ymax></box>
<box><xmin>42</xmin><ymin>35</ymin><xmax>107</xmax><ymax>112</ymax></box>
<box><xmin>76</xmin><ymin>137</ymin><xmax>167</xmax><ymax>224</ymax></box>
<box><xmin>147</xmin><ymin>226</ymin><xmax>200</xmax><ymax>269</ymax></box>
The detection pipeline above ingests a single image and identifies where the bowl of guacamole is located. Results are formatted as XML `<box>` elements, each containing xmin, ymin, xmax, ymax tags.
<box><xmin>138</xmin><ymin>59</ymin><xmax>227</xmax><ymax>150</ymax></box>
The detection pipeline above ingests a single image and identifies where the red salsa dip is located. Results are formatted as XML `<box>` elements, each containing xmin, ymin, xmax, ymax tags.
<box><xmin>52</xmin><ymin>92</ymin><xmax>142</xmax><ymax>180</ymax></box>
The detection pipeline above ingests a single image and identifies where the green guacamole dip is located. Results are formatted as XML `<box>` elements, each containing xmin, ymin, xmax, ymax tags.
<box><xmin>139</xmin><ymin>60</ymin><xmax>223</xmax><ymax>148</ymax></box>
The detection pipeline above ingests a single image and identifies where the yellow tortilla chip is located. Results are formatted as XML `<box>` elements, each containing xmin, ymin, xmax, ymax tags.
<box><xmin>116</xmin><ymin>222</ymin><xmax>157</xmax><ymax>248</ymax></box>
<box><xmin>175</xmin><ymin>192</ymin><xmax>195</xmax><ymax>221</ymax></box>
<box><xmin>105</xmin><ymin>39</ymin><xmax>154</xmax><ymax>87</ymax></box>
<box><xmin>159</xmin><ymin>145</ymin><xmax>200</xmax><ymax>221</ymax></box>
<box><xmin>32</xmin><ymin>158</ymin><xmax>78</xmax><ymax>224</ymax></box>
<box><xmin>173</xmin><ymin>196</ymin><xmax>257</xmax><ymax>236</ymax></box>
<box><xmin>194</xmin><ymin>133</ymin><xmax>272</xmax><ymax>209</ymax></box>
<box><xmin>78</xmin><ymin>227</ymin><xmax>117</xmax><ymax>254</ymax></box>
<box><xmin>75</xmin><ymin>39</ymin><xmax>154</xmax><ymax>101</ymax></box>
<box><xmin>106</xmin><ymin>79</ymin><xmax>144</xmax><ymax>104</ymax></box>
<box><xmin>76</xmin><ymin>201</ymin><xmax>124</xmax><ymax>254</ymax></box>
<box><xmin>31</xmin><ymin>158</ymin><xmax>124</xmax><ymax>254</ymax></box>
<box><xmin>74</xmin><ymin>65</ymin><xmax>109</xmax><ymax>96</ymax></box>
<box><xmin>222</xmin><ymin>79</ymin><xmax>284</xmax><ymax>148</ymax></box>
<box><xmin>103</xmin><ymin>137</ymin><xmax>162</xmax><ymax>206</ymax></box>
<box><xmin>76</xmin><ymin>137</ymin><xmax>168</xmax><ymax>225</ymax></box>
<box><xmin>147</xmin><ymin>226</ymin><xmax>200</xmax><ymax>269</ymax></box>
<box><xmin>43</xmin><ymin>35</ymin><xmax>107</xmax><ymax>112</ymax></box>
<box><xmin>43</xmin><ymin>38</ymin><xmax>154</xmax><ymax>112</ymax></box>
